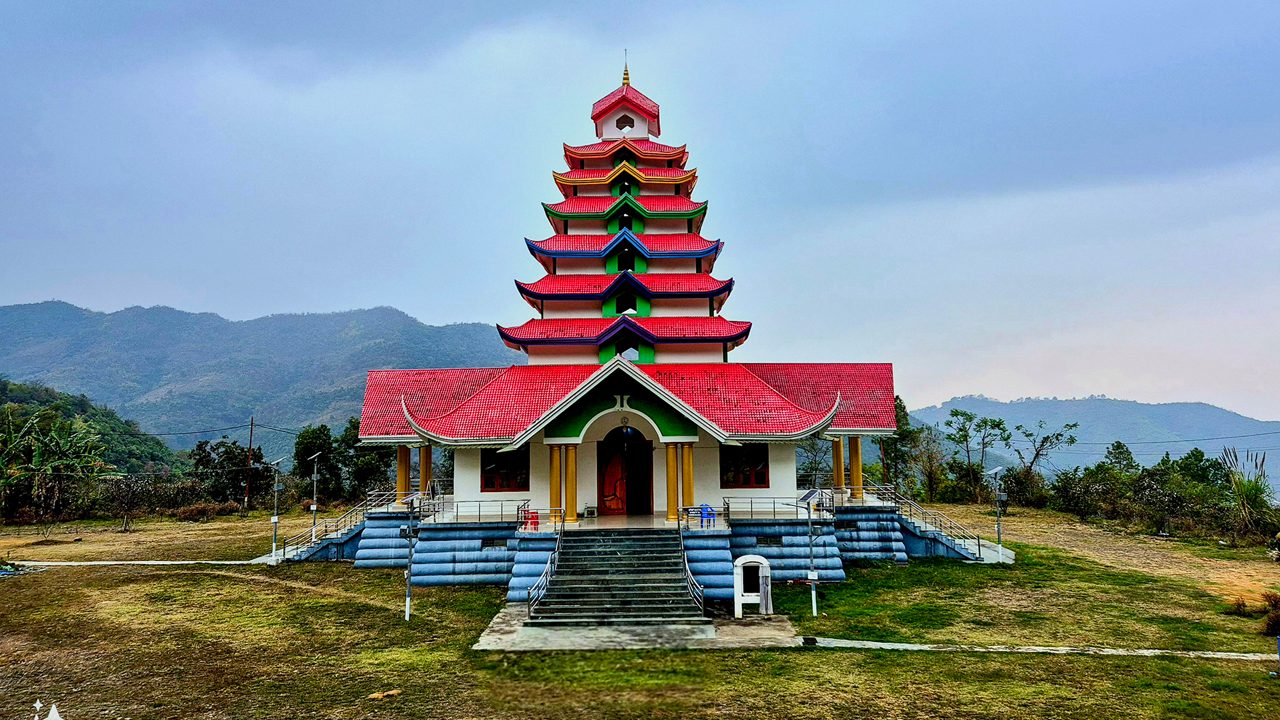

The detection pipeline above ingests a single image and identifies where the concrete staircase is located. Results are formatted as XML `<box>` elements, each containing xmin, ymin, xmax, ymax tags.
<box><xmin>526</xmin><ymin>528</ymin><xmax>710</xmax><ymax>628</ymax></box>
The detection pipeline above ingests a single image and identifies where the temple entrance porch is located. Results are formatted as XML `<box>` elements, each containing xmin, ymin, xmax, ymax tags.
<box><xmin>597</xmin><ymin>425</ymin><xmax>653</xmax><ymax>516</ymax></box>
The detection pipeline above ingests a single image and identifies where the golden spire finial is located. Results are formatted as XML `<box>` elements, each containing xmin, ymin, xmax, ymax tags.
<box><xmin>622</xmin><ymin>49</ymin><xmax>630</xmax><ymax>86</ymax></box>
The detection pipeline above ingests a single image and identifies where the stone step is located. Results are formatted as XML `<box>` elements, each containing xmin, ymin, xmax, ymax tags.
<box><xmin>537</xmin><ymin>596</ymin><xmax>695</xmax><ymax>609</ymax></box>
<box><xmin>526</xmin><ymin>615</ymin><xmax>712</xmax><ymax>628</ymax></box>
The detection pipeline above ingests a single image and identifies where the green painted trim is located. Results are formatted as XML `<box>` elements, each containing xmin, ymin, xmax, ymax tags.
<box><xmin>636</xmin><ymin>295</ymin><xmax>651</xmax><ymax>317</ymax></box>
<box><xmin>545</xmin><ymin>194</ymin><xmax>705</xmax><ymax>221</ymax></box>
<box><xmin>637</xmin><ymin>342</ymin><xmax>655</xmax><ymax>364</ymax></box>
<box><xmin>543</xmin><ymin>378</ymin><xmax>697</xmax><ymax>439</ymax></box>
<box><xmin>598</xmin><ymin>343</ymin><xmax>616</xmax><ymax>363</ymax></box>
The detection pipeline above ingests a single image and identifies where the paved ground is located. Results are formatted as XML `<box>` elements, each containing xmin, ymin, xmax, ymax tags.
<box><xmin>12</xmin><ymin>559</ymin><xmax>258</xmax><ymax>566</ymax></box>
<box><xmin>811</xmin><ymin>638</ymin><xmax>1278</xmax><ymax>662</ymax></box>
<box><xmin>472</xmin><ymin>605</ymin><xmax>797</xmax><ymax>651</ymax></box>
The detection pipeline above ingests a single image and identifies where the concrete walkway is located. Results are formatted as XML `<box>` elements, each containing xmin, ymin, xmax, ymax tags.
<box><xmin>810</xmin><ymin>637</ymin><xmax>1276</xmax><ymax>662</ymax></box>
<box><xmin>11</xmin><ymin>559</ymin><xmax>258</xmax><ymax>566</ymax></box>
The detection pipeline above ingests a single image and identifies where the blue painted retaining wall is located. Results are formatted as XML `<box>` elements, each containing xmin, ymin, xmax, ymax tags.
<box><xmin>505</xmin><ymin>532</ymin><xmax>558</xmax><ymax>602</ymax></box>
<box><xmin>410</xmin><ymin>522</ymin><xmax>520</xmax><ymax>587</ymax></box>
<box><xmin>681</xmin><ymin>529</ymin><xmax>734</xmax><ymax>601</ymax></box>
<box><xmin>833</xmin><ymin>506</ymin><xmax>909</xmax><ymax>564</ymax></box>
<box><xmin>352</xmin><ymin>512</ymin><xmax>413</xmax><ymax>569</ymax></box>
<box><xmin>726</xmin><ymin>519</ymin><xmax>847</xmax><ymax>584</ymax></box>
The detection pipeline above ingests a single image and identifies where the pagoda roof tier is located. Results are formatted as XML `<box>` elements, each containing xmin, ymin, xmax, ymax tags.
<box><xmin>553</xmin><ymin>163</ymin><xmax>697</xmax><ymax>197</ymax></box>
<box><xmin>359</xmin><ymin>358</ymin><xmax>896</xmax><ymax>445</ymax></box>
<box><xmin>563</xmin><ymin>138</ymin><xmax>688</xmax><ymax>167</ymax></box>
<box><xmin>591</xmin><ymin>83</ymin><xmax>662</xmax><ymax>135</ymax></box>
<box><xmin>515</xmin><ymin>271</ymin><xmax>733</xmax><ymax>311</ymax></box>
<box><xmin>543</xmin><ymin>194</ymin><xmax>707</xmax><ymax>234</ymax></box>
<box><xmin>496</xmin><ymin>315</ymin><xmax>751</xmax><ymax>349</ymax></box>
<box><xmin>525</xmin><ymin>230</ymin><xmax>723</xmax><ymax>273</ymax></box>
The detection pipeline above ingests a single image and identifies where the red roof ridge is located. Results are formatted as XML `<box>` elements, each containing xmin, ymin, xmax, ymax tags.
<box><xmin>409</xmin><ymin>365</ymin><xmax>514</xmax><ymax>423</ymax></box>
<box><xmin>738</xmin><ymin>363</ymin><xmax>843</xmax><ymax>424</ymax></box>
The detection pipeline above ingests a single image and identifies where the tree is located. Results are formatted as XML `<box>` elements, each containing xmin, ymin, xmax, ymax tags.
<box><xmin>293</xmin><ymin>424</ymin><xmax>343</xmax><ymax>501</ymax></box>
<box><xmin>874</xmin><ymin>396</ymin><xmax>922</xmax><ymax>493</ymax></box>
<box><xmin>943</xmin><ymin>410</ymin><xmax>1009</xmax><ymax>502</ymax></box>
<box><xmin>795</xmin><ymin>436</ymin><xmax>832</xmax><ymax>488</ymax></box>
<box><xmin>335</xmin><ymin>417</ymin><xmax>395</xmax><ymax>499</ymax></box>
<box><xmin>1009</xmin><ymin>420</ymin><xmax>1079</xmax><ymax>473</ymax></box>
<box><xmin>15</xmin><ymin>413</ymin><xmax>112</xmax><ymax>534</ymax></box>
<box><xmin>104</xmin><ymin>472</ymin><xmax>156</xmax><ymax>531</ymax></box>
<box><xmin>190</xmin><ymin>437</ymin><xmax>268</xmax><ymax>504</ymax></box>
<box><xmin>914</xmin><ymin>427</ymin><xmax>949</xmax><ymax>503</ymax></box>
<box><xmin>1221</xmin><ymin>448</ymin><xmax>1274</xmax><ymax>545</ymax></box>
<box><xmin>943</xmin><ymin>409</ymin><xmax>978</xmax><ymax>468</ymax></box>
<box><xmin>1101</xmin><ymin>441</ymin><xmax>1140</xmax><ymax>475</ymax></box>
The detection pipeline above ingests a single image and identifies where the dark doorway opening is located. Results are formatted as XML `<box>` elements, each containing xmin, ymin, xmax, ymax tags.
<box><xmin>596</xmin><ymin>425</ymin><xmax>653</xmax><ymax>516</ymax></box>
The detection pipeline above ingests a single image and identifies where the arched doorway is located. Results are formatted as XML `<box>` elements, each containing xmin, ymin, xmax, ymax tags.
<box><xmin>597</xmin><ymin>425</ymin><xmax>653</xmax><ymax>516</ymax></box>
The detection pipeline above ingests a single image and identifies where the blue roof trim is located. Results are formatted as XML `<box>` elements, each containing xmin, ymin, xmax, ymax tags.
<box><xmin>524</xmin><ymin>229</ymin><xmax>724</xmax><ymax>260</ymax></box>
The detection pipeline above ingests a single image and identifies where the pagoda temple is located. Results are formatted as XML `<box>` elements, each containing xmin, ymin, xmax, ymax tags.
<box><xmin>331</xmin><ymin>71</ymin><xmax>999</xmax><ymax>624</ymax></box>
<box><xmin>358</xmin><ymin>69</ymin><xmax>897</xmax><ymax>525</ymax></box>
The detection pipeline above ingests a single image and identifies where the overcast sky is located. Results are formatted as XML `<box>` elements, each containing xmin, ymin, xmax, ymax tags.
<box><xmin>2</xmin><ymin>1</ymin><xmax>1279</xmax><ymax>419</ymax></box>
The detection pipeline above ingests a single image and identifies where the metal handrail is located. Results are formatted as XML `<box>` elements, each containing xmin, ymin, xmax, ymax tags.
<box><xmin>516</xmin><ymin>507</ymin><xmax>565</xmax><ymax>534</ymax></box>
<box><xmin>863</xmin><ymin>482</ymin><xmax>983</xmax><ymax>559</ymax></box>
<box><xmin>527</xmin><ymin>518</ymin><xmax>564</xmax><ymax>616</ymax></box>
<box><xmin>279</xmin><ymin>488</ymin><xmax>401</xmax><ymax>561</ymax></box>
<box><xmin>678</xmin><ymin>504</ymin><xmax>720</xmax><ymax>530</ymax></box>
<box><xmin>420</xmin><ymin>498</ymin><xmax>530</xmax><ymax>523</ymax></box>
<box><xmin>722</xmin><ymin>496</ymin><xmax>835</xmax><ymax>521</ymax></box>
<box><xmin>678</xmin><ymin>525</ymin><xmax>706</xmax><ymax>614</ymax></box>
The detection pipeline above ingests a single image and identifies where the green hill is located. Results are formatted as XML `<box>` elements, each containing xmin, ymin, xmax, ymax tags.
<box><xmin>0</xmin><ymin>378</ymin><xmax>176</xmax><ymax>472</ymax></box>
<box><xmin>0</xmin><ymin>301</ymin><xmax>523</xmax><ymax>460</ymax></box>
<box><xmin>911</xmin><ymin>395</ymin><xmax>1280</xmax><ymax>473</ymax></box>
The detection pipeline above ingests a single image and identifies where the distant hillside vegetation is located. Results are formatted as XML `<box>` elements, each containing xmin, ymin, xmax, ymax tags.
<box><xmin>0</xmin><ymin>378</ymin><xmax>176</xmax><ymax>472</ymax></box>
<box><xmin>0</xmin><ymin>301</ymin><xmax>523</xmax><ymax>459</ymax></box>
<box><xmin>912</xmin><ymin>396</ymin><xmax>1280</xmax><ymax>471</ymax></box>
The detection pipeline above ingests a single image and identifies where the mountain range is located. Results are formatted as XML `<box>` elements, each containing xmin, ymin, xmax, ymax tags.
<box><xmin>0</xmin><ymin>301</ymin><xmax>522</xmax><ymax>461</ymax></box>
<box><xmin>2</xmin><ymin>301</ymin><xmax>1277</xmax><ymax>477</ymax></box>
<box><xmin>911</xmin><ymin>396</ymin><xmax>1280</xmax><ymax>474</ymax></box>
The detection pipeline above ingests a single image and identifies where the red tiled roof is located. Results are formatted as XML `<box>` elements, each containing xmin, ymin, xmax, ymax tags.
<box><xmin>638</xmin><ymin>364</ymin><xmax>836</xmax><ymax>435</ymax></box>
<box><xmin>744</xmin><ymin>363</ymin><xmax>897</xmax><ymax>431</ymax></box>
<box><xmin>591</xmin><ymin>85</ymin><xmax>661</xmax><ymax>134</ymax></box>
<box><xmin>530</xmin><ymin>233</ymin><xmax>719</xmax><ymax>254</ymax></box>
<box><xmin>360</xmin><ymin>361</ymin><xmax>895</xmax><ymax>442</ymax></box>
<box><xmin>556</xmin><ymin>166</ymin><xmax>691</xmax><ymax>181</ymax></box>
<box><xmin>544</xmin><ymin>195</ymin><xmax>705</xmax><ymax>215</ymax></box>
<box><xmin>360</xmin><ymin>368</ymin><xmax>506</xmax><ymax>438</ymax></box>
<box><xmin>497</xmin><ymin>316</ymin><xmax>751</xmax><ymax>345</ymax></box>
<box><xmin>566</xmin><ymin>138</ymin><xmax>682</xmax><ymax>155</ymax></box>
<box><xmin>516</xmin><ymin>272</ymin><xmax>731</xmax><ymax>298</ymax></box>
<box><xmin>402</xmin><ymin>365</ymin><xmax>599</xmax><ymax>441</ymax></box>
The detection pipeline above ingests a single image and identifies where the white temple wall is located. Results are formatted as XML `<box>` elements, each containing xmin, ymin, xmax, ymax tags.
<box><xmin>643</xmin><ymin>218</ymin><xmax>688</xmax><ymax>233</ymax></box>
<box><xmin>654</xmin><ymin>344</ymin><xmax>724</xmax><ymax>363</ymax></box>
<box><xmin>645</xmin><ymin>258</ymin><xmax>697</xmax><ymax>273</ymax></box>
<box><xmin>553</xmin><ymin>258</ymin><xmax>607</xmax><ymax>275</ymax></box>
<box><xmin>576</xmin><ymin>185</ymin><xmax>612</xmax><ymax>197</ymax></box>
<box><xmin>597</xmin><ymin>108</ymin><xmax>651</xmax><ymax>140</ymax></box>
<box><xmin>542</xmin><ymin>300</ymin><xmax>602</xmax><ymax>318</ymax></box>
<box><xmin>566</xmin><ymin>220</ymin><xmax>608</xmax><ymax>234</ymax></box>
<box><xmin>649</xmin><ymin>298</ymin><xmax>711</xmax><ymax>317</ymax></box>
<box><xmin>526</xmin><ymin>345</ymin><xmax>599</xmax><ymax>365</ymax></box>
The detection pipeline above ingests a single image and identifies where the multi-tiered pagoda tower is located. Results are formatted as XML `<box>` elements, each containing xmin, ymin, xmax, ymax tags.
<box><xmin>500</xmin><ymin>69</ymin><xmax>749</xmax><ymax>365</ymax></box>
<box><xmin>360</xmin><ymin>71</ymin><xmax>897</xmax><ymax>535</ymax></box>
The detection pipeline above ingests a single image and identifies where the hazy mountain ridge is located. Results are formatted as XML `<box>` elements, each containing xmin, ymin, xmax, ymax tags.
<box><xmin>0</xmin><ymin>301</ymin><xmax>524</xmax><ymax>459</ymax></box>
<box><xmin>911</xmin><ymin>395</ymin><xmax>1280</xmax><ymax>471</ymax></box>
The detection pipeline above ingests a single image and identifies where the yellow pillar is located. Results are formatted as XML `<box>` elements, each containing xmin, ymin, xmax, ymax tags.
<box><xmin>564</xmin><ymin>444</ymin><xmax>578</xmax><ymax>523</ymax></box>
<box><xmin>548</xmin><ymin>445</ymin><xmax>562</xmax><ymax>515</ymax></box>
<box><xmin>418</xmin><ymin>445</ymin><xmax>431</xmax><ymax>495</ymax></box>
<box><xmin>396</xmin><ymin>445</ymin><xmax>410</xmax><ymax>501</ymax></box>
<box><xmin>681</xmin><ymin>443</ymin><xmax>695</xmax><ymax>508</ymax></box>
<box><xmin>665</xmin><ymin>443</ymin><xmax>679</xmax><ymax>521</ymax></box>
<box><xmin>851</xmin><ymin>435</ymin><xmax>864</xmax><ymax>500</ymax></box>
<box><xmin>832</xmin><ymin>436</ymin><xmax>845</xmax><ymax>491</ymax></box>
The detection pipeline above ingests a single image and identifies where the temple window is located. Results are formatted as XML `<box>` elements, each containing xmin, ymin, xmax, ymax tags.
<box><xmin>616</xmin><ymin>247</ymin><xmax>636</xmax><ymax>271</ymax></box>
<box><xmin>615</xmin><ymin>293</ymin><xmax>638</xmax><ymax>314</ymax></box>
<box><xmin>720</xmin><ymin>444</ymin><xmax>769</xmax><ymax>489</ymax></box>
<box><xmin>480</xmin><ymin>445</ymin><xmax>530</xmax><ymax>492</ymax></box>
<box><xmin>616</xmin><ymin>114</ymin><xmax>635</xmax><ymax>132</ymax></box>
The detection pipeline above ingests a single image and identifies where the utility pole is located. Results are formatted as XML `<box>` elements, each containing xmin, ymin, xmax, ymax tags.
<box><xmin>308</xmin><ymin>451</ymin><xmax>322</xmax><ymax>542</ymax></box>
<box><xmin>244</xmin><ymin>415</ymin><xmax>255</xmax><ymax>510</ymax></box>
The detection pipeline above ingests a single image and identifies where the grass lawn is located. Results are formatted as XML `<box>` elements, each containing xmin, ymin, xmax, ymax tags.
<box><xmin>3</xmin><ymin>508</ymin><xmax>1280</xmax><ymax>719</ymax></box>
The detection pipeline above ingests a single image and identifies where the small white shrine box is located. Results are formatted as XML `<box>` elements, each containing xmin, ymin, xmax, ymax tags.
<box><xmin>733</xmin><ymin>554</ymin><xmax>773</xmax><ymax>619</ymax></box>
